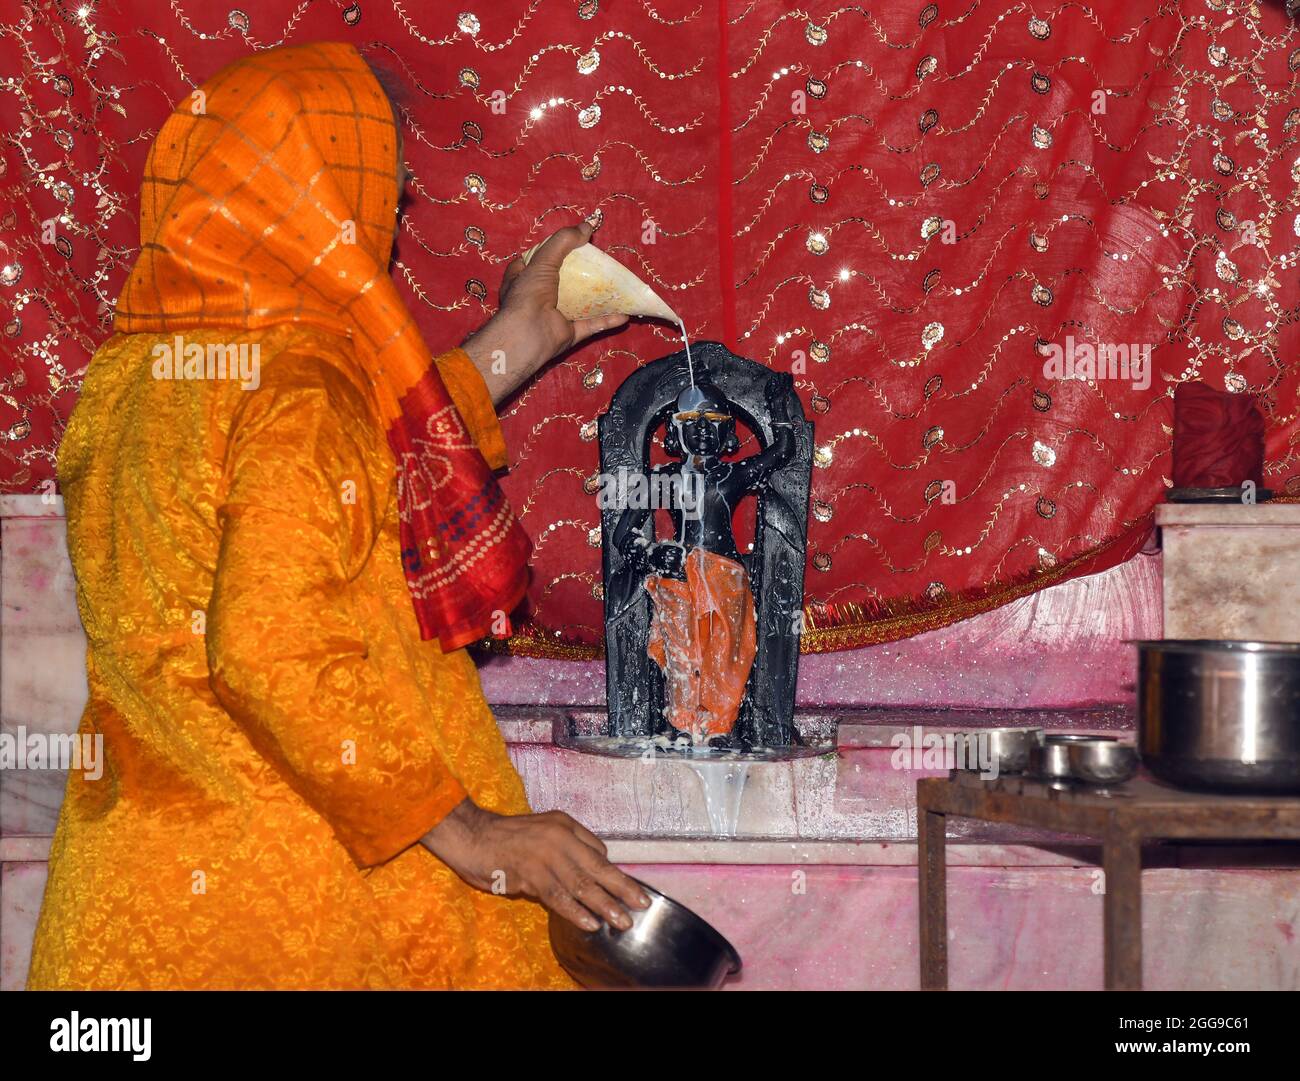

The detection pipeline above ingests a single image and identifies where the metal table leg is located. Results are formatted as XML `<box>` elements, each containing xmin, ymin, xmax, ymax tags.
<box><xmin>919</xmin><ymin>803</ymin><xmax>948</xmax><ymax>990</ymax></box>
<box><xmin>1102</xmin><ymin>824</ymin><xmax>1142</xmax><ymax>991</ymax></box>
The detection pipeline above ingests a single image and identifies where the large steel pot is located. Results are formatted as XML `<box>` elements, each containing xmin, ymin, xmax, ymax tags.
<box><xmin>1136</xmin><ymin>640</ymin><xmax>1300</xmax><ymax>793</ymax></box>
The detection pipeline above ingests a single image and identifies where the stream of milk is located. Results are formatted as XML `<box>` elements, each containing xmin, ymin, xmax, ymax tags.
<box><xmin>684</xmin><ymin>759</ymin><xmax>751</xmax><ymax>837</ymax></box>
<box><xmin>678</xmin><ymin>318</ymin><xmax>695</xmax><ymax>388</ymax></box>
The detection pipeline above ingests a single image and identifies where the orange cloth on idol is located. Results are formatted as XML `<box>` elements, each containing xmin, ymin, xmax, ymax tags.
<box><xmin>645</xmin><ymin>548</ymin><xmax>758</xmax><ymax>742</ymax></box>
<box><xmin>27</xmin><ymin>43</ymin><xmax>572</xmax><ymax>990</ymax></box>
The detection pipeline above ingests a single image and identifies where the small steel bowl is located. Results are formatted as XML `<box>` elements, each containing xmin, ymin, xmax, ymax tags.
<box><xmin>1066</xmin><ymin>738</ymin><xmax>1138</xmax><ymax>786</ymax></box>
<box><xmin>547</xmin><ymin>878</ymin><xmax>741</xmax><ymax>989</ymax></box>
<box><xmin>952</xmin><ymin>726</ymin><xmax>1044</xmax><ymax>776</ymax></box>
<box><xmin>1029</xmin><ymin>733</ymin><xmax>1116</xmax><ymax>780</ymax></box>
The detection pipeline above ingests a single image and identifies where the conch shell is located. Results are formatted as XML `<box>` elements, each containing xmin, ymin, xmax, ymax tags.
<box><xmin>522</xmin><ymin>241</ymin><xmax>679</xmax><ymax>323</ymax></box>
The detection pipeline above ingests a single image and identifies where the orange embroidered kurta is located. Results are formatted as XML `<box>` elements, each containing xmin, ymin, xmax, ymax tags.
<box><xmin>26</xmin><ymin>39</ymin><xmax>580</xmax><ymax>988</ymax></box>
<box><xmin>29</xmin><ymin>327</ymin><xmax>572</xmax><ymax>989</ymax></box>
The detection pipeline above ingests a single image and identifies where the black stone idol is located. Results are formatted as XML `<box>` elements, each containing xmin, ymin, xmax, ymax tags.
<box><xmin>597</xmin><ymin>341</ymin><xmax>813</xmax><ymax>749</ymax></box>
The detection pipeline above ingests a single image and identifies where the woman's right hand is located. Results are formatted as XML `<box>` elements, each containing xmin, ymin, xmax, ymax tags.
<box><xmin>460</xmin><ymin>220</ymin><xmax>628</xmax><ymax>404</ymax></box>
<box><xmin>422</xmin><ymin>798</ymin><xmax>651</xmax><ymax>931</ymax></box>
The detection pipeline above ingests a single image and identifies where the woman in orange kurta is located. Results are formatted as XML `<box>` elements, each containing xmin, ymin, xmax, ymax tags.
<box><xmin>28</xmin><ymin>41</ymin><xmax>644</xmax><ymax>990</ymax></box>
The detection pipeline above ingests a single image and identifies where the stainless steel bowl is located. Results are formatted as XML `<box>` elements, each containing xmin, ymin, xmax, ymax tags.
<box><xmin>547</xmin><ymin>879</ymin><xmax>741</xmax><ymax>989</ymax></box>
<box><xmin>1066</xmin><ymin>738</ymin><xmax>1138</xmax><ymax>785</ymax></box>
<box><xmin>1029</xmin><ymin>733</ymin><xmax>1115</xmax><ymax>780</ymax></box>
<box><xmin>952</xmin><ymin>726</ymin><xmax>1043</xmax><ymax>775</ymax></box>
<box><xmin>1136</xmin><ymin>640</ymin><xmax>1300</xmax><ymax>793</ymax></box>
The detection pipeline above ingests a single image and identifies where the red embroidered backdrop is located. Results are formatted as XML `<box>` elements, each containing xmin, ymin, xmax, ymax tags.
<box><xmin>1</xmin><ymin>1</ymin><xmax>1296</xmax><ymax>658</ymax></box>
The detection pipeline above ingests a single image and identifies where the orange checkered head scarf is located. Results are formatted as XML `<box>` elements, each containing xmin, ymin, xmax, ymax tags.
<box><xmin>115</xmin><ymin>41</ymin><xmax>530</xmax><ymax>651</ymax></box>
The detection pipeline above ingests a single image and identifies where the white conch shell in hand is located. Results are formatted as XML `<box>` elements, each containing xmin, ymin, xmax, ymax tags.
<box><xmin>522</xmin><ymin>241</ymin><xmax>679</xmax><ymax>324</ymax></box>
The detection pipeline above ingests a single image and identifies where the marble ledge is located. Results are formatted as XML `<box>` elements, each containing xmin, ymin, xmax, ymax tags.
<box><xmin>10</xmin><ymin>832</ymin><xmax>1300</xmax><ymax>870</ymax></box>
<box><xmin>0</xmin><ymin>494</ymin><xmax>64</xmax><ymax>518</ymax></box>
<box><xmin>3</xmin><ymin>832</ymin><xmax>1106</xmax><ymax>867</ymax></box>
<box><xmin>1156</xmin><ymin>502</ymin><xmax>1300</xmax><ymax>527</ymax></box>
<box><xmin>493</xmin><ymin>705</ymin><xmax>1134</xmax><ymax>747</ymax></box>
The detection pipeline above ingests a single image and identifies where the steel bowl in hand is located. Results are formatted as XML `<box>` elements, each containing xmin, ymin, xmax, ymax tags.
<box><xmin>547</xmin><ymin>878</ymin><xmax>741</xmax><ymax>989</ymax></box>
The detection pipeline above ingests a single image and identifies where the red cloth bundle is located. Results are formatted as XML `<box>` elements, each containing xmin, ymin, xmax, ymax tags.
<box><xmin>1171</xmin><ymin>382</ymin><xmax>1265</xmax><ymax>489</ymax></box>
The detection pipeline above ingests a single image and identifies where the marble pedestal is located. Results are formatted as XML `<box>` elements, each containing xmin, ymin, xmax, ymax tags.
<box><xmin>1157</xmin><ymin>502</ymin><xmax>1300</xmax><ymax>642</ymax></box>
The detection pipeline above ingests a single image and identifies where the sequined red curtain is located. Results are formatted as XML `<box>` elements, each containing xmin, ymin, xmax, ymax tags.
<box><xmin>2</xmin><ymin>2</ymin><xmax>1296</xmax><ymax>657</ymax></box>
